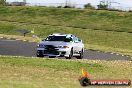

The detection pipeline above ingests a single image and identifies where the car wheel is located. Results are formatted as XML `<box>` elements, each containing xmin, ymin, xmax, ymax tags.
<box><xmin>49</xmin><ymin>56</ymin><xmax>56</xmax><ymax>58</ymax></box>
<box><xmin>37</xmin><ymin>55</ymin><xmax>44</xmax><ymax>57</ymax></box>
<box><xmin>76</xmin><ymin>49</ymin><xmax>83</xmax><ymax>59</ymax></box>
<box><xmin>65</xmin><ymin>48</ymin><xmax>73</xmax><ymax>59</ymax></box>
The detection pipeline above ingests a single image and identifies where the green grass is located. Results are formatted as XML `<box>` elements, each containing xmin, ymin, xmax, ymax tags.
<box><xmin>0</xmin><ymin>6</ymin><xmax>132</xmax><ymax>33</ymax></box>
<box><xmin>0</xmin><ymin>20</ymin><xmax>132</xmax><ymax>56</ymax></box>
<box><xmin>0</xmin><ymin>7</ymin><xmax>131</xmax><ymax>88</ymax></box>
<box><xmin>0</xmin><ymin>56</ymin><xmax>131</xmax><ymax>88</ymax></box>
<box><xmin>0</xmin><ymin>6</ymin><xmax>132</xmax><ymax>56</ymax></box>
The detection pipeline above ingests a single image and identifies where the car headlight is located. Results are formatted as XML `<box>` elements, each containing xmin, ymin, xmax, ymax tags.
<box><xmin>58</xmin><ymin>45</ymin><xmax>69</xmax><ymax>48</ymax></box>
<box><xmin>37</xmin><ymin>44</ymin><xmax>45</xmax><ymax>48</ymax></box>
<box><xmin>37</xmin><ymin>44</ymin><xmax>40</xmax><ymax>47</ymax></box>
<box><xmin>63</xmin><ymin>46</ymin><xmax>69</xmax><ymax>48</ymax></box>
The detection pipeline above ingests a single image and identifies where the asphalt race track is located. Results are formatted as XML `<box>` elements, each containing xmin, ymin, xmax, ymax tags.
<box><xmin>0</xmin><ymin>39</ymin><xmax>131</xmax><ymax>60</ymax></box>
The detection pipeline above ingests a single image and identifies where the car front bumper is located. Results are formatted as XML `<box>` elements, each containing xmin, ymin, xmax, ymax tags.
<box><xmin>37</xmin><ymin>48</ymin><xmax>71</xmax><ymax>57</ymax></box>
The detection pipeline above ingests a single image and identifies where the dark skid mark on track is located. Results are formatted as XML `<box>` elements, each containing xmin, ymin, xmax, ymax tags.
<box><xmin>0</xmin><ymin>39</ymin><xmax>131</xmax><ymax>60</ymax></box>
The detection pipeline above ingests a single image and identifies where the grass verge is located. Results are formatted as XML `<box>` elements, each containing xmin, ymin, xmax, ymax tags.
<box><xmin>0</xmin><ymin>20</ymin><xmax>132</xmax><ymax>56</ymax></box>
<box><xmin>0</xmin><ymin>6</ymin><xmax>131</xmax><ymax>56</ymax></box>
<box><xmin>0</xmin><ymin>56</ymin><xmax>131</xmax><ymax>88</ymax></box>
<box><xmin>0</xmin><ymin>34</ymin><xmax>40</xmax><ymax>42</ymax></box>
<box><xmin>0</xmin><ymin>6</ymin><xmax>132</xmax><ymax>33</ymax></box>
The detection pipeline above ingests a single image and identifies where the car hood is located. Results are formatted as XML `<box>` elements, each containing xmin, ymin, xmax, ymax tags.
<box><xmin>39</xmin><ymin>41</ymin><xmax>71</xmax><ymax>46</ymax></box>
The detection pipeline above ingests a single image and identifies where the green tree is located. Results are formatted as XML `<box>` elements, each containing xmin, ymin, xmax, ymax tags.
<box><xmin>0</xmin><ymin>0</ymin><xmax>6</xmax><ymax>6</ymax></box>
<box><xmin>97</xmin><ymin>1</ymin><xmax>108</xmax><ymax>10</ymax></box>
<box><xmin>84</xmin><ymin>3</ymin><xmax>95</xmax><ymax>9</ymax></box>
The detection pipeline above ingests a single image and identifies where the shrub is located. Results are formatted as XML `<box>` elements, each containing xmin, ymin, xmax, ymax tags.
<box><xmin>97</xmin><ymin>1</ymin><xmax>108</xmax><ymax>10</ymax></box>
<box><xmin>84</xmin><ymin>3</ymin><xmax>95</xmax><ymax>9</ymax></box>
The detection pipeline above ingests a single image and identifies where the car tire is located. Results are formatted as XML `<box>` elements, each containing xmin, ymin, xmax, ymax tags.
<box><xmin>49</xmin><ymin>56</ymin><xmax>56</xmax><ymax>58</ymax></box>
<box><xmin>65</xmin><ymin>48</ymin><xmax>73</xmax><ymax>59</ymax></box>
<box><xmin>76</xmin><ymin>49</ymin><xmax>83</xmax><ymax>59</ymax></box>
<box><xmin>37</xmin><ymin>55</ymin><xmax>44</xmax><ymax>57</ymax></box>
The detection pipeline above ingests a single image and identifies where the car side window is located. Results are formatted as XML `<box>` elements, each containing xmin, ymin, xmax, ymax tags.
<box><xmin>75</xmin><ymin>37</ymin><xmax>79</xmax><ymax>42</ymax></box>
<box><xmin>72</xmin><ymin>35</ymin><xmax>79</xmax><ymax>42</ymax></box>
<box><xmin>72</xmin><ymin>35</ymin><xmax>75</xmax><ymax>41</ymax></box>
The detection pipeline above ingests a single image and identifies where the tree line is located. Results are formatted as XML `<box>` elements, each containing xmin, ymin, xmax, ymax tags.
<box><xmin>0</xmin><ymin>0</ymin><xmax>6</xmax><ymax>6</ymax></box>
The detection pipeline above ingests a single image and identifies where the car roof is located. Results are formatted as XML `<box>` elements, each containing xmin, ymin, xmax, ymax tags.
<box><xmin>49</xmin><ymin>33</ymin><xmax>73</xmax><ymax>36</ymax></box>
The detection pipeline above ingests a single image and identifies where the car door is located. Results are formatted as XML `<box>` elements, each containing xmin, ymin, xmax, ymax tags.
<box><xmin>77</xmin><ymin>38</ymin><xmax>84</xmax><ymax>52</ymax></box>
<box><xmin>75</xmin><ymin>37</ymin><xmax>83</xmax><ymax>52</ymax></box>
<box><xmin>72</xmin><ymin>35</ymin><xmax>80</xmax><ymax>54</ymax></box>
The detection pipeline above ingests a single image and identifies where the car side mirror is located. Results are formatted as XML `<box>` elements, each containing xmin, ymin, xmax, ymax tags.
<box><xmin>78</xmin><ymin>39</ymin><xmax>82</xmax><ymax>43</ymax></box>
<box><xmin>74</xmin><ymin>40</ymin><xmax>79</xmax><ymax>43</ymax></box>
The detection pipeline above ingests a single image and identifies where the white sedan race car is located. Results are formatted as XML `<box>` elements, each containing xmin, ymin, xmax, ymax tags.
<box><xmin>36</xmin><ymin>33</ymin><xmax>84</xmax><ymax>59</ymax></box>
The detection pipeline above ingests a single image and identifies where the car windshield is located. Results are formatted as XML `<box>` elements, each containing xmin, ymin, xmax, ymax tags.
<box><xmin>45</xmin><ymin>36</ymin><xmax>72</xmax><ymax>42</ymax></box>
